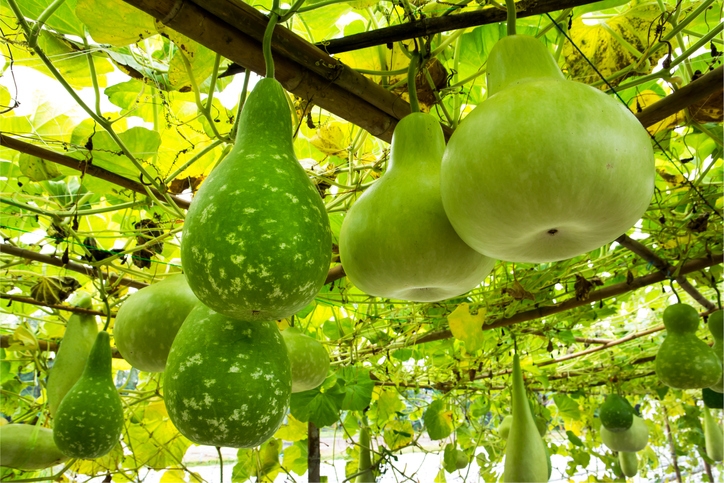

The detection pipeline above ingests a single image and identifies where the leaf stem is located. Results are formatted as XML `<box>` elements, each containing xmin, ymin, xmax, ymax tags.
<box><xmin>264</xmin><ymin>0</ymin><xmax>281</xmax><ymax>79</ymax></box>
<box><xmin>505</xmin><ymin>0</ymin><xmax>517</xmax><ymax>36</ymax></box>
<box><xmin>407</xmin><ymin>53</ymin><xmax>421</xmax><ymax>114</ymax></box>
<box><xmin>27</xmin><ymin>0</ymin><xmax>67</xmax><ymax>48</ymax></box>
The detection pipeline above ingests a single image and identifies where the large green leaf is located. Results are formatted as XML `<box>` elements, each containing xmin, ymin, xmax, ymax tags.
<box><xmin>76</xmin><ymin>0</ymin><xmax>156</xmax><ymax>46</ymax></box>
<box><xmin>424</xmin><ymin>399</ymin><xmax>454</xmax><ymax>441</ymax></box>
<box><xmin>338</xmin><ymin>366</ymin><xmax>375</xmax><ymax>411</ymax></box>
<box><xmin>289</xmin><ymin>382</ymin><xmax>345</xmax><ymax>428</ymax></box>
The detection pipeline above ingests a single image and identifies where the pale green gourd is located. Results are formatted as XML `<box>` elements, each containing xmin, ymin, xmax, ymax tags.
<box><xmin>703</xmin><ymin>407</ymin><xmax>724</xmax><ymax>462</ymax></box>
<box><xmin>708</xmin><ymin>310</ymin><xmax>723</xmax><ymax>393</ymax></box>
<box><xmin>355</xmin><ymin>424</ymin><xmax>375</xmax><ymax>482</ymax></box>
<box><xmin>655</xmin><ymin>304</ymin><xmax>722</xmax><ymax>389</ymax></box>
<box><xmin>600</xmin><ymin>394</ymin><xmax>634</xmax><ymax>433</ymax></box>
<box><xmin>47</xmin><ymin>292</ymin><xmax>97</xmax><ymax>416</ymax></box>
<box><xmin>280</xmin><ymin>326</ymin><xmax>330</xmax><ymax>393</ymax></box>
<box><xmin>601</xmin><ymin>415</ymin><xmax>648</xmax><ymax>452</ymax></box>
<box><xmin>503</xmin><ymin>354</ymin><xmax>548</xmax><ymax>482</ymax></box>
<box><xmin>339</xmin><ymin>112</ymin><xmax>495</xmax><ymax>302</ymax></box>
<box><xmin>618</xmin><ymin>451</ymin><xmax>638</xmax><ymax>478</ymax></box>
<box><xmin>0</xmin><ymin>424</ymin><xmax>67</xmax><ymax>470</ymax></box>
<box><xmin>53</xmin><ymin>331</ymin><xmax>124</xmax><ymax>459</ymax></box>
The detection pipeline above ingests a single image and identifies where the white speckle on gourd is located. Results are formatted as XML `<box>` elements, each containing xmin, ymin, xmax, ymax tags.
<box><xmin>243</xmin><ymin>208</ymin><xmax>257</xmax><ymax>214</ymax></box>
<box><xmin>199</xmin><ymin>204</ymin><xmax>216</xmax><ymax>223</ymax></box>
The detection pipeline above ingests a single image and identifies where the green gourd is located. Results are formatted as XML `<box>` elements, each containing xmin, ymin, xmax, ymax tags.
<box><xmin>0</xmin><ymin>424</ymin><xmax>67</xmax><ymax>470</ymax></box>
<box><xmin>280</xmin><ymin>326</ymin><xmax>330</xmax><ymax>393</ymax></box>
<box><xmin>440</xmin><ymin>35</ymin><xmax>654</xmax><ymax>263</ymax></box>
<box><xmin>339</xmin><ymin>112</ymin><xmax>495</xmax><ymax>302</ymax></box>
<box><xmin>498</xmin><ymin>414</ymin><xmax>547</xmax><ymax>439</ymax></box>
<box><xmin>181</xmin><ymin>78</ymin><xmax>331</xmax><ymax>322</ymax></box>
<box><xmin>703</xmin><ymin>387</ymin><xmax>724</xmax><ymax>409</ymax></box>
<box><xmin>454</xmin><ymin>449</ymin><xmax>469</xmax><ymax>470</ymax></box>
<box><xmin>618</xmin><ymin>451</ymin><xmax>638</xmax><ymax>478</ymax></box>
<box><xmin>47</xmin><ymin>292</ymin><xmax>97</xmax><ymax>416</ymax></box>
<box><xmin>53</xmin><ymin>331</ymin><xmax>124</xmax><ymax>459</ymax></box>
<box><xmin>164</xmin><ymin>304</ymin><xmax>291</xmax><ymax>448</ymax></box>
<box><xmin>601</xmin><ymin>415</ymin><xmax>648</xmax><ymax>452</ymax></box>
<box><xmin>708</xmin><ymin>310</ymin><xmax>723</xmax><ymax>393</ymax></box>
<box><xmin>599</xmin><ymin>394</ymin><xmax>634</xmax><ymax>433</ymax></box>
<box><xmin>113</xmin><ymin>275</ymin><xmax>199</xmax><ymax>372</ymax></box>
<box><xmin>703</xmin><ymin>407</ymin><xmax>724</xmax><ymax>462</ymax></box>
<box><xmin>355</xmin><ymin>425</ymin><xmax>375</xmax><ymax>482</ymax></box>
<box><xmin>655</xmin><ymin>304</ymin><xmax>722</xmax><ymax>389</ymax></box>
<box><xmin>503</xmin><ymin>354</ymin><xmax>548</xmax><ymax>482</ymax></box>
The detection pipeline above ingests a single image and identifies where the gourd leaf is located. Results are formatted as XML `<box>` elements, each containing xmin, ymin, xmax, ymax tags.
<box><xmin>448</xmin><ymin>303</ymin><xmax>486</xmax><ymax>352</ymax></box>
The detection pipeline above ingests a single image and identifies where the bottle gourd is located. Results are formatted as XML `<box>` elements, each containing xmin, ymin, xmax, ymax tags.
<box><xmin>708</xmin><ymin>310</ymin><xmax>723</xmax><ymax>393</ymax></box>
<box><xmin>618</xmin><ymin>451</ymin><xmax>638</xmax><ymax>478</ymax></box>
<box><xmin>53</xmin><ymin>331</ymin><xmax>124</xmax><ymax>459</ymax></box>
<box><xmin>164</xmin><ymin>304</ymin><xmax>291</xmax><ymax>448</ymax></box>
<box><xmin>181</xmin><ymin>79</ymin><xmax>331</xmax><ymax>321</ymax></box>
<box><xmin>655</xmin><ymin>303</ymin><xmax>722</xmax><ymax>389</ymax></box>
<box><xmin>599</xmin><ymin>394</ymin><xmax>634</xmax><ymax>433</ymax></box>
<box><xmin>0</xmin><ymin>424</ymin><xmax>67</xmax><ymax>470</ymax></box>
<box><xmin>703</xmin><ymin>407</ymin><xmax>724</xmax><ymax>462</ymax></box>
<box><xmin>601</xmin><ymin>415</ymin><xmax>648</xmax><ymax>452</ymax></box>
<box><xmin>440</xmin><ymin>35</ymin><xmax>654</xmax><ymax>263</ymax></box>
<box><xmin>114</xmin><ymin>275</ymin><xmax>199</xmax><ymax>372</ymax></box>
<box><xmin>355</xmin><ymin>424</ymin><xmax>375</xmax><ymax>482</ymax></box>
<box><xmin>504</xmin><ymin>354</ymin><xmax>548</xmax><ymax>482</ymax></box>
<box><xmin>339</xmin><ymin>113</ymin><xmax>495</xmax><ymax>302</ymax></box>
<box><xmin>280</xmin><ymin>326</ymin><xmax>330</xmax><ymax>393</ymax></box>
<box><xmin>46</xmin><ymin>292</ymin><xmax>97</xmax><ymax>416</ymax></box>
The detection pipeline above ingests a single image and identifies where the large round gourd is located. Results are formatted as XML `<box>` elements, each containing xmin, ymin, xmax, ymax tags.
<box><xmin>0</xmin><ymin>424</ymin><xmax>67</xmax><ymax>470</ymax></box>
<box><xmin>113</xmin><ymin>275</ymin><xmax>199</xmax><ymax>372</ymax></box>
<box><xmin>181</xmin><ymin>78</ymin><xmax>332</xmax><ymax>321</ymax></box>
<box><xmin>339</xmin><ymin>113</ymin><xmax>495</xmax><ymax>302</ymax></box>
<box><xmin>281</xmin><ymin>326</ymin><xmax>330</xmax><ymax>393</ymax></box>
<box><xmin>440</xmin><ymin>35</ymin><xmax>654</xmax><ymax>263</ymax></box>
<box><xmin>164</xmin><ymin>304</ymin><xmax>291</xmax><ymax>448</ymax></box>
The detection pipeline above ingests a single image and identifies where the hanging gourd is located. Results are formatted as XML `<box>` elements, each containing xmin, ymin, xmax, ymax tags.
<box><xmin>708</xmin><ymin>309</ymin><xmax>723</xmax><ymax>393</ymax></box>
<box><xmin>503</xmin><ymin>353</ymin><xmax>548</xmax><ymax>482</ymax></box>
<box><xmin>339</xmin><ymin>54</ymin><xmax>495</xmax><ymax>302</ymax></box>
<box><xmin>439</xmin><ymin>0</ymin><xmax>654</xmax><ymax>263</ymax></box>
<box><xmin>600</xmin><ymin>415</ymin><xmax>649</xmax><ymax>453</ymax></box>
<box><xmin>655</xmin><ymin>303</ymin><xmax>722</xmax><ymax>389</ymax></box>
<box><xmin>618</xmin><ymin>451</ymin><xmax>638</xmax><ymax>478</ymax></box>
<box><xmin>599</xmin><ymin>394</ymin><xmax>634</xmax><ymax>433</ymax></box>
<box><xmin>703</xmin><ymin>407</ymin><xmax>724</xmax><ymax>462</ymax></box>
<box><xmin>180</xmin><ymin>11</ymin><xmax>331</xmax><ymax>321</ymax></box>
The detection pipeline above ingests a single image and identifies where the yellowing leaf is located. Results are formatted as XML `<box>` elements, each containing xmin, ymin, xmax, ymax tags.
<box><xmin>112</xmin><ymin>357</ymin><xmax>132</xmax><ymax>372</ymax></box>
<box><xmin>76</xmin><ymin>0</ymin><xmax>156</xmax><ymax>46</ymax></box>
<box><xmin>311</xmin><ymin>122</ymin><xmax>348</xmax><ymax>156</ymax></box>
<box><xmin>160</xmin><ymin>470</ymin><xmax>187</xmax><ymax>483</ymax></box>
<box><xmin>274</xmin><ymin>413</ymin><xmax>308</xmax><ymax>442</ymax></box>
<box><xmin>11</xmin><ymin>325</ymin><xmax>37</xmax><ymax>351</ymax></box>
<box><xmin>630</xmin><ymin>90</ymin><xmax>685</xmax><ymax>134</ymax></box>
<box><xmin>448</xmin><ymin>303</ymin><xmax>486</xmax><ymax>352</ymax></box>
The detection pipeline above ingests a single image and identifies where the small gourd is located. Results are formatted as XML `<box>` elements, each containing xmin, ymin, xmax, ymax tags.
<box><xmin>164</xmin><ymin>304</ymin><xmax>291</xmax><ymax>448</ymax></box>
<box><xmin>355</xmin><ymin>424</ymin><xmax>375</xmax><ymax>482</ymax></box>
<box><xmin>47</xmin><ymin>292</ymin><xmax>97</xmax><ymax>416</ymax></box>
<box><xmin>503</xmin><ymin>354</ymin><xmax>548</xmax><ymax>482</ymax></box>
<box><xmin>703</xmin><ymin>407</ymin><xmax>724</xmax><ymax>462</ymax></box>
<box><xmin>181</xmin><ymin>78</ymin><xmax>331</xmax><ymax>321</ymax></box>
<box><xmin>53</xmin><ymin>331</ymin><xmax>124</xmax><ymax>459</ymax></box>
<box><xmin>618</xmin><ymin>451</ymin><xmax>638</xmax><ymax>478</ymax></box>
<box><xmin>0</xmin><ymin>424</ymin><xmax>67</xmax><ymax>470</ymax></box>
<box><xmin>655</xmin><ymin>304</ymin><xmax>722</xmax><ymax>389</ymax></box>
<box><xmin>339</xmin><ymin>112</ymin><xmax>495</xmax><ymax>302</ymax></box>
<box><xmin>708</xmin><ymin>310</ymin><xmax>723</xmax><ymax>393</ymax></box>
<box><xmin>280</xmin><ymin>326</ymin><xmax>330</xmax><ymax>393</ymax></box>
<box><xmin>113</xmin><ymin>275</ymin><xmax>199</xmax><ymax>372</ymax></box>
<box><xmin>599</xmin><ymin>394</ymin><xmax>634</xmax><ymax>433</ymax></box>
<box><xmin>601</xmin><ymin>415</ymin><xmax>648</xmax><ymax>453</ymax></box>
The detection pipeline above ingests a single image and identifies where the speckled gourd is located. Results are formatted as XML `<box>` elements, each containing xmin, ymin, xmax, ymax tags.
<box><xmin>339</xmin><ymin>112</ymin><xmax>495</xmax><ymax>302</ymax></box>
<box><xmin>708</xmin><ymin>310</ymin><xmax>723</xmax><ymax>393</ymax></box>
<box><xmin>503</xmin><ymin>354</ymin><xmax>548</xmax><ymax>482</ymax></box>
<box><xmin>113</xmin><ymin>275</ymin><xmax>199</xmax><ymax>372</ymax></box>
<box><xmin>601</xmin><ymin>415</ymin><xmax>648</xmax><ymax>452</ymax></box>
<box><xmin>618</xmin><ymin>451</ymin><xmax>638</xmax><ymax>478</ymax></box>
<box><xmin>164</xmin><ymin>304</ymin><xmax>291</xmax><ymax>448</ymax></box>
<box><xmin>703</xmin><ymin>407</ymin><xmax>724</xmax><ymax>462</ymax></box>
<box><xmin>0</xmin><ymin>424</ymin><xmax>67</xmax><ymax>470</ymax></box>
<box><xmin>46</xmin><ymin>292</ymin><xmax>97</xmax><ymax>416</ymax></box>
<box><xmin>181</xmin><ymin>78</ymin><xmax>331</xmax><ymax>321</ymax></box>
<box><xmin>280</xmin><ymin>326</ymin><xmax>329</xmax><ymax>393</ymax></box>
<box><xmin>600</xmin><ymin>394</ymin><xmax>634</xmax><ymax>433</ymax></box>
<box><xmin>655</xmin><ymin>303</ymin><xmax>722</xmax><ymax>389</ymax></box>
<box><xmin>53</xmin><ymin>331</ymin><xmax>124</xmax><ymax>459</ymax></box>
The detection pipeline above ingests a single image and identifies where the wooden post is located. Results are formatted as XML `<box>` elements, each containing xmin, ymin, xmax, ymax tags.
<box><xmin>308</xmin><ymin>421</ymin><xmax>321</xmax><ymax>482</ymax></box>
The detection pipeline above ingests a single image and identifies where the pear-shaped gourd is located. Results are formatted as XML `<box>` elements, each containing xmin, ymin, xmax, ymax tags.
<box><xmin>53</xmin><ymin>331</ymin><xmax>124</xmax><ymax>459</ymax></box>
<box><xmin>164</xmin><ymin>304</ymin><xmax>291</xmax><ymax>447</ymax></box>
<box><xmin>355</xmin><ymin>424</ymin><xmax>375</xmax><ymax>482</ymax></box>
<box><xmin>708</xmin><ymin>310</ymin><xmax>723</xmax><ymax>393</ymax></box>
<box><xmin>618</xmin><ymin>451</ymin><xmax>638</xmax><ymax>478</ymax></box>
<box><xmin>655</xmin><ymin>304</ymin><xmax>722</xmax><ymax>389</ymax></box>
<box><xmin>339</xmin><ymin>112</ymin><xmax>495</xmax><ymax>302</ymax></box>
<box><xmin>280</xmin><ymin>326</ymin><xmax>329</xmax><ymax>393</ymax></box>
<box><xmin>47</xmin><ymin>292</ymin><xmax>97</xmax><ymax>416</ymax></box>
<box><xmin>600</xmin><ymin>394</ymin><xmax>634</xmax><ymax>433</ymax></box>
<box><xmin>503</xmin><ymin>354</ymin><xmax>548</xmax><ymax>482</ymax></box>
<box><xmin>114</xmin><ymin>275</ymin><xmax>199</xmax><ymax>372</ymax></box>
<box><xmin>181</xmin><ymin>78</ymin><xmax>331</xmax><ymax>321</ymax></box>
<box><xmin>601</xmin><ymin>415</ymin><xmax>649</xmax><ymax>452</ymax></box>
<box><xmin>703</xmin><ymin>407</ymin><xmax>724</xmax><ymax>462</ymax></box>
<box><xmin>0</xmin><ymin>424</ymin><xmax>67</xmax><ymax>470</ymax></box>
<box><xmin>440</xmin><ymin>35</ymin><xmax>654</xmax><ymax>263</ymax></box>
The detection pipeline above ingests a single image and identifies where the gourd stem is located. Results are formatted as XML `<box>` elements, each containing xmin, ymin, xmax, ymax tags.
<box><xmin>407</xmin><ymin>53</ymin><xmax>421</xmax><ymax>114</ymax></box>
<box><xmin>505</xmin><ymin>0</ymin><xmax>517</xmax><ymax>36</ymax></box>
<box><xmin>263</xmin><ymin>1</ymin><xmax>280</xmax><ymax>79</ymax></box>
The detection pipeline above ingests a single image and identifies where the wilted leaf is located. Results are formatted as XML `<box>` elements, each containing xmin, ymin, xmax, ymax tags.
<box><xmin>424</xmin><ymin>399</ymin><xmax>454</xmax><ymax>440</ymax></box>
<box><xmin>448</xmin><ymin>303</ymin><xmax>486</xmax><ymax>352</ymax></box>
<box><xmin>30</xmin><ymin>276</ymin><xmax>81</xmax><ymax>305</ymax></box>
<box><xmin>310</xmin><ymin>122</ymin><xmax>348</xmax><ymax>156</ymax></box>
<box><xmin>574</xmin><ymin>274</ymin><xmax>604</xmax><ymax>301</ymax></box>
<box><xmin>18</xmin><ymin>153</ymin><xmax>62</xmax><ymax>181</ymax></box>
<box><xmin>502</xmin><ymin>280</ymin><xmax>535</xmax><ymax>301</ymax></box>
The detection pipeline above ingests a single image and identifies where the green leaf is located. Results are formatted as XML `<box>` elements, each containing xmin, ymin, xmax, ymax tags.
<box><xmin>372</xmin><ymin>387</ymin><xmax>405</xmax><ymax>424</ymax></box>
<box><xmin>76</xmin><ymin>0</ymin><xmax>156</xmax><ymax>46</ymax></box>
<box><xmin>274</xmin><ymin>413</ymin><xmax>308</xmax><ymax>442</ymax></box>
<box><xmin>424</xmin><ymin>399</ymin><xmax>454</xmax><ymax>440</ymax></box>
<box><xmin>18</xmin><ymin>153</ymin><xmax>62</xmax><ymax>181</ymax></box>
<box><xmin>442</xmin><ymin>443</ymin><xmax>458</xmax><ymax>473</ymax></box>
<box><xmin>553</xmin><ymin>393</ymin><xmax>582</xmax><ymax>421</ymax></box>
<box><xmin>231</xmin><ymin>449</ymin><xmax>255</xmax><ymax>483</ymax></box>
<box><xmin>383</xmin><ymin>419</ymin><xmax>414</xmax><ymax>451</ymax></box>
<box><xmin>448</xmin><ymin>303</ymin><xmax>486</xmax><ymax>352</ymax></box>
<box><xmin>16</xmin><ymin>0</ymin><xmax>84</xmax><ymax>36</ymax></box>
<box><xmin>282</xmin><ymin>440</ymin><xmax>308</xmax><ymax>476</ymax></box>
<box><xmin>338</xmin><ymin>366</ymin><xmax>374</xmax><ymax>411</ymax></box>
<box><xmin>566</xmin><ymin>430</ymin><xmax>584</xmax><ymax>447</ymax></box>
<box><xmin>290</xmin><ymin>382</ymin><xmax>345</xmax><ymax>428</ymax></box>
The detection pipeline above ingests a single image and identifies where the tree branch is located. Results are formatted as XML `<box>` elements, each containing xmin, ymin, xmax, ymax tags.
<box><xmin>0</xmin><ymin>293</ymin><xmax>114</xmax><ymax>317</ymax></box>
